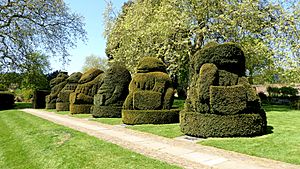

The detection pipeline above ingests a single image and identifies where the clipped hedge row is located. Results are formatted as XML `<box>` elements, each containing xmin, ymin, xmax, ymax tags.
<box><xmin>70</xmin><ymin>104</ymin><xmax>92</xmax><ymax>114</ymax></box>
<box><xmin>122</xmin><ymin>109</ymin><xmax>180</xmax><ymax>125</ymax></box>
<box><xmin>180</xmin><ymin>111</ymin><xmax>266</xmax><ymax>138</ymax></box>
<box><xmin>92</xmin><ymin>106</ymin><xmax>122</xmax><ymax>118</ymax></box>
<box><xmin>56</xmin><ymin>102</ymin><xmax>70</xmax><ymax>111</ymax></box>
<box><xmin>0</xmin><ymin>91</ymin><xmax>14</xmax><ymax>110</ymax></box>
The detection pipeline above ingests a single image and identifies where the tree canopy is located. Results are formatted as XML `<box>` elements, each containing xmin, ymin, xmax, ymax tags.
<box><xmin>0</xmin><ymin>0</ymin><xmax>86</xmax><ymax>72</ymax></box>
<box><xmin>81</xmin><ymin>54</ymin><xmax>108</xmax><ymax>72</ymax></box>
<box><xmin>104</xmin><ymin>0</ymin><xmax>300</xmax><ymax>84</ymax></box>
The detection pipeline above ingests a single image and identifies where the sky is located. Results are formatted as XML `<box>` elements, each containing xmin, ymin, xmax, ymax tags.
<box><xmin>50</xmin><ymin>0</ymin><xmax>127</xmax><ymax>73</ymax></box>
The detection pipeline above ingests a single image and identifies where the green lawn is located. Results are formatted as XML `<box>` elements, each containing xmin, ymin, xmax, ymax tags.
<box><xmin>199</xmin><ymin>104</ymin><xmax>300</xmax><ymax>165</ymax></box>
<box><xmin>91</xmin><ymin>118</ymin><xmax>123</xmax><ymax>125</ymax></box>
<box><xmin>126</xmin><ymin>123</ymin><xmax>183</xmax><ymax>138</ymax></box>
<box><xmin>0</xmin><ymin>109</ymin><xmax>181</xmax><ymax>169</ymax></box>
<box><xmin>47</xmin><ymin>109</ymin><xmax>92</xmax><ymax>119</ymax></box>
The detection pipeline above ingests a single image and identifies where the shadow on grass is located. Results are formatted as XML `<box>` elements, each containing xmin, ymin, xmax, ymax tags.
<box><xmin>266</xmin><ymin>126</ymin><xmax>274</xmax><ymax>135</ymax></box>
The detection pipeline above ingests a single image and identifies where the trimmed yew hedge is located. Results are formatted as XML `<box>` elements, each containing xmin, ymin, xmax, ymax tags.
<box><xmin>210</xmin><ymin>85</ymin><xmax>247</xmax><ymax>115</ymax></box>
<box><xmin>122</xmin><ymin>109</ymin><xmax>180</xmax><ymax>125</ymax></box>
<box><xmin>70</xmin><ymin>104</ymin><xmax>92</xmax><ymax>114</ymax></box>
<box><xmin>182</xmin><ymin>42</ymin><xmax>267</xmax><ymax>137</ymax></box>
<box><xmin>180</xmin><ymin>111</ymin><xmax>266</xmax><ymax>138</ymax></box>
<box><xmin>0</xmin><ymin>91</ymin><xmax>14</xmax><ymax>110</ymax></box>
<box><xmin>92</xmin><ymin>106</ymin><xmax>123</xmax><ymax>118</ymax></box>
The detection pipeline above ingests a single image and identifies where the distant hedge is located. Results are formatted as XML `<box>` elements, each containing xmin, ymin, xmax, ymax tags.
<box><xmin>0</xmin><ymin>91</ymin><xmax>15</xmax><ymax>110</ymax></box>
<box><xmin>267</xmin><ymin>86</ymin><xmax>298</xmax><ymax>97</ymax></box>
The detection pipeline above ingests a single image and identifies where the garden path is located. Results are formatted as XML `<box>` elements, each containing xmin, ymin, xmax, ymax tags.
<box><xmin>22</xmin><ymin>109</ymin><xmax>299</xmax><ymax>169</ymax></box>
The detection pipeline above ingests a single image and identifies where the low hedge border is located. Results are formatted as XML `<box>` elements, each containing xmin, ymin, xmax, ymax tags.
<box><xmin>91</xmin><ymin>106</ymin><xmax>122</xmax><ymax>118</ymax></box>
<box><xmin>70</xmin><ymin>104</ymin><xmax>92</xmax><ymax>114</ymax></box>
<box><xmin>56</xmin><ymin>102</ymin><xmax>70</xmax><ymax>111</ymax></box>
<box><xmin>180</xmin><ymin>111</ymin><xmax>266</xmax><ymax>138</ymax></box>
<box><xmin>45</xmin><ymin>103</ymin><xmax>56</xmax><ymax>109</ymax></box>
<box><xmin>122</xmin><ymin>109</ymin><xmax>180</xmax><ymax>125</ymax></box>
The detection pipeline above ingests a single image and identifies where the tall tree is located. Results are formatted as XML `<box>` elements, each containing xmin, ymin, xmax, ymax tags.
<box><xmin>0</xmin><ymin>0</ymin><xmax>86</xmax><ymax>72</ymax></box>
<box><xmin>104</xmin><ymin>0</ymin><xmax>300</xmax><ymax>86</ymax></box>
<box><xmin>81</xmin><ymin>54</ymin><xmax>108</xmax><ymax>72</ymax></box>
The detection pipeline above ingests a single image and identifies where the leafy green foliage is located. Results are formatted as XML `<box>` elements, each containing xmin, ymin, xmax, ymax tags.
<box><xmin>104</xmin><ymin>0</ymin><xmax>300</xmax><ymax>84</ymax></box>
<box><xmin>82</xmin><ymin>55</ymin><xmax>109</xmax><ymax>72</ymax></box>
<box><xmin>267</xmin><ymin>86</ymin><xmax>299</xmax><ymax>97</ymax></box>
<box><xmin>0</xmin><ymin>0</ymin><xmax>86</xmax><ymax>72</ymax></box>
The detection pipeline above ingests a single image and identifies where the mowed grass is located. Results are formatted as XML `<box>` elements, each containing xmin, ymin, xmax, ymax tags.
<box><xmin>199</xmin><ymin>104</ymin><xmax>300</xmax><ymax>165</ymax></box>
<box><xmin>126</xmin><ymin>123</ymin><xmax>183</xmax><ymax>138</ymax></box>
<box><xmin>0</xmin><ymin>110</ymin><xmax>181</xmax><ymax>169</ymax></box>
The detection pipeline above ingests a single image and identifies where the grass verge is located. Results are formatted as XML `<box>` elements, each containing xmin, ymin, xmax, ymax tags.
<box><xmin>0</xmin><ymin>109</ymin><xmax>181</xmax><ymax>169</ymax></box>
<box><xmin>126</xmin><ymin>123</ymin><xmax>183</xmax><ymax>138</ymax></box>
<box><xmin>199</xmin><ymin>104</ymin><xmax>300</xmax><ymax>165</ymax></box>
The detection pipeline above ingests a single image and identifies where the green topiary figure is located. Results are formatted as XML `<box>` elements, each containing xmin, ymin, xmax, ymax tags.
<box><xmin>56</xmin><ymin>72</ymin><xmax>82</xmax><ymax>111</ymax></box>
<box><xmin>45</xmin><ymin>72</ymin><xmax>69</xmax><ymax>109</ymax></box>
<box><xmin>69</xmin><ymin>68</ymin><xmax>104</xmax><ymax>114</ymax></box>
<box><xmin>91</xmin><ymin>63</ymin><xmax>131</xmax><ymax>118</ymax></box>
<box><xmin>122</xmin><ymin>57</ymin><xmax>179</xmax><ymax>124</ymax></box>
<box><xmin>181</xmin><ymin>43</ymin><xmax>267</xmax><ymax>137</ymax></box>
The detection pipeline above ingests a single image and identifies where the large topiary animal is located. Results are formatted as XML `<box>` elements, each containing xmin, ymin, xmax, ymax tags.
<box><xmin>45</xmin><ymin>72</ymin><xmax>69</xmax><ymax>109</ymax></box>
<box><xmin>69</xmin><ymin>68</ymin><xmax>104</xmax><ymax>114</ymax></box>
<box><xmin>122</xmin><ymin>57</ymin><xmax>179</xmax><ymax>124</ymax></box>
<box><xmin>91</xmin><ymin>63</ymin><xmax>131</xmax><ymax>118</ymax></box>
<box><xmin>181</xmin><ymin>43</ymin><xmax>267</xmax><ymax>137</ymax></box>
<box><xmin>56</xmin><ymin>72</ymin><xmax>82</xmax><ymax>111</ymax></box>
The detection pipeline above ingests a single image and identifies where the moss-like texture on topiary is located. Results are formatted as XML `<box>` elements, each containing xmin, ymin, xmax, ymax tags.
<box><xmin>181</xmin><ymin>42</ymin><xmax>267</xmax><ymax>137</ymax></box>
<box><xmin>91</xmin><ymin>63</ymin><xmax>131</xmax><ymax>118</ymax></box>
<box><xmin>122</xmin><ymin>57</ymin><xmax>178</xmax><ymax>124</ymax></box>
<box><xmin>122</xmin><ymin>109</ymin><xmax>180</xmax><ymax>125</ymax></box>
<box><xmin>32</xmin><ymin>90</ymin><xmax>50</xmax><ymax>109</ymax></box>
<box><xmin>180</xmin><ymin>111</ymin><xmax>266</xmax><ymax>138</ymax></box>
<box><xmin>69</xmin><ymin>68</ymin><xmax>104</xmax><ymax>114</ymax></box>
<box><xmin>56</xmin><ymin>72</ymin><xmax>82</xmax><ymax>111</ymax></box>
<box><xmin>45</xmin><ymin>72</ymin><xmax>69</xmax><ymax>109</ymax></box>
<box><xmin>0</xmin><ymin>91</ymin><xmax>15</xmax><ymax>110</ymax></box>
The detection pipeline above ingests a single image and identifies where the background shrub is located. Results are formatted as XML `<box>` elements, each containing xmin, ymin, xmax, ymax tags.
<box><xmin>0</xmin><ymin>91</ymin><xmax>15</xmax><ymax>110</ymax></box>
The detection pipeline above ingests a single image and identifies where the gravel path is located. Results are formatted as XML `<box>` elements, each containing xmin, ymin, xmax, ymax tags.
<box><xmin>22</xmin><ymin>109</ymin><xmax>299</xmax><ymax>169</ymax></box>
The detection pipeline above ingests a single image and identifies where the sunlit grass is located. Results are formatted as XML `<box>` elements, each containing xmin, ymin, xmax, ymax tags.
<box><xmin>0</xmin><ymin>109</ymin><xmax>181</xmax><ymax>169</ymax></box>
<box><xmin>199</xmin><ymin>104</ymin><xmax>300</xmax><ymax>165</ymax></box>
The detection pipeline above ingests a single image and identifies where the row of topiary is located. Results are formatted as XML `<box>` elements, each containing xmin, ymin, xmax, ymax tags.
<box><xmin>41</xmin><ymin>58</ymin><xmax>180</xmax><ymax>125</ymax></box>
<box><xmin>39</xmin><ymin>42</ymin><xmax>267</xmax><ymax>138</ymax></box>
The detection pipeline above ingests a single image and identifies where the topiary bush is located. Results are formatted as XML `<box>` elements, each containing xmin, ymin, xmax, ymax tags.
<box><xmin>181</xmin><ymin>42</ymin><xmax>267</xmax><ymax>137</ymax></box>
<box><xmin>69</xmin><ymin>68</ymin><xmax>104</xmax><ymax>114</ymax></box>
<box><xmin>45</xmin><ymin>72</ymin><xmax>69</xmax><ymax>109</ymax></box>
<box><xmin>0</xmin><ymin>91</ymin><xmax>15</xmax><ymax>110</ymax></box>
<box><xmin>91</xmin><ymin>63</ymin><xmax>131</xmax><ymax>118</ymax></box>
<box><xmin>56</xmin><ymin>72</ymin><xmax>82</xmax><ymax>111</ymax></box>
<box><xmin>122</xmin><ymin>57</ymin><xmax>179</xmax><ymax>124</ymax></box>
